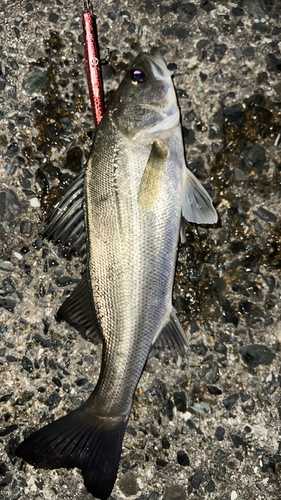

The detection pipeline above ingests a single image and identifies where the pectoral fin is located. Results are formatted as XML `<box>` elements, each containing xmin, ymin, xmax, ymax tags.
<box><xmin>138</xmin><ymin>140</ymin><xmax>168</xmax><ymax>210</ymax></box>
<box><xmin>182</xmin><ymin>168</ymin><xmax>218</xmax><ymax>224</ymax></box>
<box><xmin>150</xmin><ymin>308</ymin><xmax>189</xmax><ymax>358</ymax></box>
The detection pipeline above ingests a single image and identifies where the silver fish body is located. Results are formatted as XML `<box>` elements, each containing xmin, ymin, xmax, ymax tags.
<box><xmin>16</xmin><ymin>49</ymin><xmax>217</xmax><ymax>499</ymax></box>
<box><xmin>85</xmin><ymin>119</ymin><xmax>184</xmax><ymax>418</ymax></box>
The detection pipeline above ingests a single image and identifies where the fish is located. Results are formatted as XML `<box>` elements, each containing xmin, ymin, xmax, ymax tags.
<box><xmin>16</xmin><ymin>48</ymin><xmax>217</xmax><ymax>499</ymax></box>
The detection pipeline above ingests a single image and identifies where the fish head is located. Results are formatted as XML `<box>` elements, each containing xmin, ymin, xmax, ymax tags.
<box><xmin>109</xmin><ymin>48</ymin><xmax>180</xmax><ymax>140</ymax></box>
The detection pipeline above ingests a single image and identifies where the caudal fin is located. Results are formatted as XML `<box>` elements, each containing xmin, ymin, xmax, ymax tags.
<box><xmin>16</xmin><ymin>406</ymin><xmax>127</xmax><ymax>500</ymax></box>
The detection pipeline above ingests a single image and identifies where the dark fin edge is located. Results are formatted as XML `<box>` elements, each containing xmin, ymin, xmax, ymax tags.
<box><xmin>179</xmin><ymin>215</ymin><xmax>186</xmax><ymax>245</ymax></box>
<box><xmin>150</xmin><ymin>308</ymin><xmax>189</xmax><ymax>358</ymax></box>
<box><xmin>56</xmin><ymin>268</ymin><xmax>101</xmax><ymax>342</ymax></box>
<box><xmin>43</xmin><ymin>168</ymin><xmax>87</xmax><ymax>262</ymax></box>
<box><xmin>16</xmin><ymin>406</ymin><xmax>127</xmax><ymax>500</ymax></box>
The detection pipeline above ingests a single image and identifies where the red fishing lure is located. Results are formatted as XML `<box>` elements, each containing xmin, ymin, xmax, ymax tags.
<box><xmin>83</xmin><ymin>2</ymin><xmax>104</xmax><ymax>126</ymax></box>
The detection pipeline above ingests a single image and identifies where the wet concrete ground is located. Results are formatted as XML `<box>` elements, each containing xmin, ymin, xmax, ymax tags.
<box><xmin>0</xmin><ymin>0</ymin><xmax>281</xmax><ymax>499</ymax></box>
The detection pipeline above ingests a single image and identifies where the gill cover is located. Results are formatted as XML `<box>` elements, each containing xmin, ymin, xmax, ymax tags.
<box><xmin>110</xmin><ymin>49</ymin><xmax>179</xmax><ymax>139</ymax></box>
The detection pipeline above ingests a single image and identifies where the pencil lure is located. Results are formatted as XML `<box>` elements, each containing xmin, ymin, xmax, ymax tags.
<box><xmin>16</xmin><ymin>49</ymin><xmax>217</xmax><ymax>499</ymax></box>
<box><xmin>83</xmin><ymin>2</ymin><xmax>104</xmax><ymax>126</ymax></box>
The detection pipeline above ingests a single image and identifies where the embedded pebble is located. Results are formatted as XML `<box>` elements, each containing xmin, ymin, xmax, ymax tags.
<box><xmin>20</xmin><ymin>221</ymin><xmax>32</xmax><ymax>234</ymax></box>
<box><xmin>207</xmin><ymin>385</ymin><xmax>222</xmax><ymax>395</ymax></box>
<box><xmin>223</xmin><ymin>393</ymin><xmax>239</xmax><ymax>411</ymax></box>
<box><xmin>156</xmin><ymin>458</ymin><xmax>168</xmax><ymax>470</ymax></box>
<box><xmin>163</xmin><ymin>484</ymin><xmax>186</xmax><ymax>500</ymax></box>
<box><xmin>65</xmin><ymin>146</ymin><xmax>83</xmax><ymax>173</ymax></box>
<box><xmin>0</xmin><ymin>189</ymin><xmax>21</xmax><ymax>221</ymax></box>
<box><xmin>190</xmin><ymin>401</ymin><xmax>210</xmax><ymax>415</ymax></box>
<box><xmin>206</xmin><ymin>479</ymin><xmax>215</xmax><ymax>492</ymax></box>
<box><xmin>174</xmin><ymin>392</ymin><xmax>187</xmax><ymax>412</ymax></box>
<box><xmin>35</xmin><ymin>169</ymin><xmax>49</xmax><ymax>195</ymax></box>
<box><xmin>234</xmin><ymin>167</ymin><xmax>248</xmax><ymax>181</ymax></box>
<box><xmin>45</xmin><ymin>392</ymin><xmax>61</xmax><ymax>409</ymax></box>
<box><xmin>21</xmin><ymin>356</ymin><xmax>33</xmax><ymax>373</ymax></box>
<box><xmin>177</xmin><ymin>3</ymin><xmax>197</xmax><ymax>24</ymax></box>
<box><xmin>247</xmin><ymin>0</ymin><xmax>267</xmax><ymax>21</ymax></box>
<box><xmin>2</xmin><ymin>278</ymin><xmax>15</xmax><ymax>294</ymax></box>
<box><xmin>203</xmin><ymin>363</ymin><xmax>220</xmax><ymax>384</ymax></box>
<box><xmin>177</xmin><ymin>450</ymin><xmax>190</xmax><ymax>466</ymax></box>
<box><xmin>254</xmin><ymin>207</ymin><xmax>277</xmax><ymax>223</ymax></box>
<box><xmin>215</xmin><ymin>427</ymin><xmax>225</xmax><ymax>441</ymax></box>
<box><xmin>22</xmin><ymin>68</ymin><xmax>50</xmax><ymax>94</ymax></box>
<box><xmin>49</xmin><ymin>12</ymin><xmax>59</xmax><ymax>24</ymax></box>
<box><xmin>29</xmin><ymin>197</ymin><xmax>41</xmax><ymax>207</ymax></box>
<box><xmin>118</xmin><ymin>471</ymin><xmax>139</xmax><ymax>496</ymax></box>
<box><xmin>26</xmin><ymin>42</ymin><xmax>45</xmax><ymax>61</ymax></box>
<box><xmin>231</xmin><ymin>435</ymin><xmax>247</xmax><ymax>448</ymax></box>
<box><xmin>266</xmin><ymin>54</ymin><xmax>281</xmax><ymax>73</ymax></box>
<box><xmin>0</xmin><ymin>298</ymin><xmax>16</xmax><ymax>312</ymax></box>
<box><xmin>5</xmin><ymin>143</ymin><xmax>19</xmax><ymax>158</ymax></box>
<box><xmin>0</xmin><ymin>260</ymin><xmax>14</xmax><ymax>271</ymax></box>
<box><xmin>239</xmin><ymin>344</ymin><xmax>275</xmax><ymax>368</ymax></box>
<box><xmin>190</xmin><ymin>470</ymin><xmax>204</xmax><ymax>489</ymax></box>
<box><xmin>162</xmin><ymin>436</ymin><xmax>170</xmax><ymax>449</ymax></box>
<box><xmin>182</xmin><ymin>127</ymin><xmax>195</xmax><ymax>146</ymax></box>
<box><xmin>223</xmin><ymin>105</ymin><xmax>245</xmax><ymax>129</ymax></box>
<box><xmin>200</xmin><ymin>1</ymin><xmax>215</xmax><ymax>13</ymax></box>
<box><xmin>240</xmin><ymin>141</ymin><xmax>266</xmax><ymax>168</ymax></box>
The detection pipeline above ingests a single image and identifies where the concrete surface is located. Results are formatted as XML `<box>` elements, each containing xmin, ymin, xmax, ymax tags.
<box><xmin>0</xmin><ymin>0</ymin><xmax>281</xmax><ymax>499</ymax></box>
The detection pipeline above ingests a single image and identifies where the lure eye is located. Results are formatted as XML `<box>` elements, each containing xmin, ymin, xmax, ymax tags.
<box><xmin>130</xmin><ymin>69</ymin><xmax>147</xmax><ymax>84</ymax></box>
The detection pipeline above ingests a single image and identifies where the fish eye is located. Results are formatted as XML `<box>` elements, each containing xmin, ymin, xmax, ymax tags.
<box><xmin>130</xmin><ymin>69</ymin><xmax>147</xmax><ymax>85</ymax></box>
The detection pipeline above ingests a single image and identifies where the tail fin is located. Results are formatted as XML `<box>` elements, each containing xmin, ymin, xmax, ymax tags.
<box><xmin>16</xmin><ymin>406</ymin><xmax>127</xmax><ymax>500</ymax></box>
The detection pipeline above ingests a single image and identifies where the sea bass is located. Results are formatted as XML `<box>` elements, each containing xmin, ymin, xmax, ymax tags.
<box><xmin>16</xmin><ymin>49</ymin><xmax>217</xmax><ymax>499</ymax></box>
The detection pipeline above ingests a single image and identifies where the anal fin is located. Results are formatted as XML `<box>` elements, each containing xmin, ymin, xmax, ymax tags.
<box><xmin>57</xmin><ymin>268</ymin><xmax>101</xmax><ymax>342</ymax></box>
<box><xmin>150</xmin><ymin>308</ymin><xmax>189</xmax><ymax>357</ymax></box>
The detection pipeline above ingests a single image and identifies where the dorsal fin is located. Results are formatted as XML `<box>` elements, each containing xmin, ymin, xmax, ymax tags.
<box><xmin>43</xmin><ymin>168</ymin><xmax>87</xmax><ymax>262</ymax></box>
<box><xmin>138</xmin><ymin>140</ymin><xmax>168</xmax><ymax>210</ymax></box>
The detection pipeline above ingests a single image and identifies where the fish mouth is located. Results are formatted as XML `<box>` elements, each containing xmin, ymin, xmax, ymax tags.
<box><xmin>144</xmin><ymin>48</ymin><xmax>172</xmax><ymax>80</ymax></box>
<box><xmin>145</xmin><ymin>49</ymin><xmax>179</xmax><ymax>135</ymax></box>
<box><xmin>133</xmin><ymin>48</ymin><xmax>171</xmax><ymax>81</ymax></box>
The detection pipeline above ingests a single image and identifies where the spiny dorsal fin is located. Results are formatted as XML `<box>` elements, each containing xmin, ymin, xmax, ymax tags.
<box><xmin>138</xmin><ymin>140</ymin><xmax>168</xmax><ymax>210</ymax></box>
<box><xmin>43</xmin><ymin>168</ymin><xmax>87</xmax><ymax>262</ymax></box>
<box><xmin>56</xmin><ymin>269</ymin><xmax>101</xmax><ymax>343</ymax></box>
<box><xmin>150</xmin><ymin>308</ymin><xmax>188</xmax><ymax>358</ymax></box>
<box><xmin>182</xmin><ymin>168</ymin><xmax>217</xmax><ymax>224</ymax></box>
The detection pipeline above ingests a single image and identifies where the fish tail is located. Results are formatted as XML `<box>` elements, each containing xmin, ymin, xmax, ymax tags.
<box><xmin>16</xmin><ymin>405</ymin><xmax>127</xmax><ymax>500</ymax></box>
